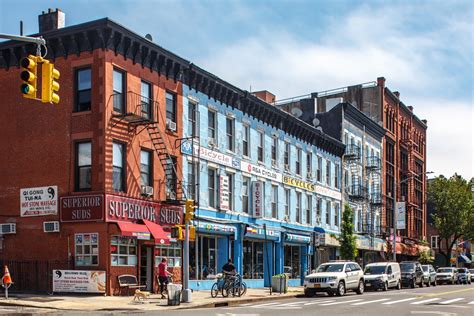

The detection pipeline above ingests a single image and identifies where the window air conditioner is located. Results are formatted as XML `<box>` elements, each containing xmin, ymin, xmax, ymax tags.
<box><xmin>208</xmin><ymin>138</ymin><xmax>216</xmax><ymax>148</ymax></box>
<box><xmin>307</xmin><ymin>172</ymin><xmax>313</xmax><ymax>180</ymax></box>
<box><xmin>43</xmin><ymin>221</ymin><xmax>60</xmax><ymax>233</ymax></box>
<box><xmin>284</xmin><ymin>164</ymin><xmax>290</xmax><ymax>172</ymax></box>
<box><xmin>272</xmin><ymin>160</ymin><xmax>278</xmax><ymax>168</ymax></box>
<box><xmin>0</xmin><ymin>223</ymin><xmax>16</xmax><ymax>234</ymax></box>
<box><xmin>166</xmin><ymin>119</ymin><xmax>177</xmax><ymax>132</ymax></box>
<box><xmin>141</xmin><ymin>185</ymin><xmax>154</xmax><ymax>197</ymax></box>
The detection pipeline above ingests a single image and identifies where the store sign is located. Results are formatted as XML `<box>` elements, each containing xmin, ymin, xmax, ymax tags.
<box><xmin>285</xmin><ymin>233</ymin><xmax>311</xmax><ymax>244</ymax></box>
<box><xmin>20</xmin><ymin>186</ymin><xmax>58</xmax><ymax>217</ymax></box>
<box><xmin>252</xmin><ymin>181</ymin><xmax>263</xmax><ymax>217</ymax></box>
<box><xmin>314</xmin><ymin>185</ymin><xmax>342</xmax><ymax>200</ymax></box>
<box><xmin>181</xmin><ymin>142</ymin><xmax>240</xmax><ymax>168</ymax></box>
<box><xmin>158</xmin><ymin>205</ymin><xmax>183</xmax><ymax>226</ymax></box>
<box><xmin>396</xmin><ymin>202</ymin><xmax>406</xmax><ymax>229</ymax></box>
<box><xmin>282</xmin><ymin>176</ymin><xmax>315</xmax><ymax>191</ymax></box>
<box><xmin>196</xmin><ymin>221</ymin><xmax>235</xmax><ymax>234</ymax></box>
<box><xmin>53</xmin><ymin>270</ymin><xmax>106</xmax><ymax>293</ymax></box>
<box><xmin>240</xmin><ymin>161</ymin><xmax>282</xmax><ymax>182</ymax></box>
<box><xmin>245</xmin><ymin>226</ymin><xmax>279</xmax><ymax>238</ymax></box>
<box><xmin>60</xmin><ymin>195</ymin><xmax>103</xmax><ymax>222</ymax></box>
<box><xmin>219</xmin><ymin>175</ymin><xmax>230</xmax><ymax>211</ymax></box>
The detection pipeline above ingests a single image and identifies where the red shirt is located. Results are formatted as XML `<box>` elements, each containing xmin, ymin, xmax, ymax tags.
<box><xmin>158</xmin><ymin>262</ymin><xmax>168</xmax><ymax>277</ymax></box>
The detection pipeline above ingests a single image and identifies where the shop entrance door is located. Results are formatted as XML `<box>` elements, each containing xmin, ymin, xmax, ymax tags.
<box><xmin>140</xmin><ymin>246</ymin><xmax>153</xmax><ymax>291</ymax></box>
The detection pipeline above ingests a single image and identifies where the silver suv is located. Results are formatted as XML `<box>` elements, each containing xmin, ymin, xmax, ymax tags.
<box><xmin>304</xmin><ymin>261</ymin><xmax>365</xmax><ymax>297</ymax></box>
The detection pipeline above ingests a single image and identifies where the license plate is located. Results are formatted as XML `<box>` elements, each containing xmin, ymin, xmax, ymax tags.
<box><xmin>314</xmin><ymin>284</ymin><xmax>321</xmax><ymax>288</ymax></box>
<box><xmin>366</xmin><ymin>283</ymin><xmax>371</xmax><ymax>287</ymax></box>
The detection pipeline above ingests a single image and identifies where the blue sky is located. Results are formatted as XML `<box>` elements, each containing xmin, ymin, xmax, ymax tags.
<box><xmin>1</xmin><ymin>0</ymin><xmax>473</xmax><ymax>178</ymax></box>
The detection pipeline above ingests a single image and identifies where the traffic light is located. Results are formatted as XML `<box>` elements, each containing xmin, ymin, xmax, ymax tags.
<box><xmin>171</xmin><ymin>226</ymin><xmax>184</xmax><ymax>240</ymax></box>
<box><xmin>185</xmin><ymin>199</ymin><xmax>196</xmax><ymax>223</ymax></box>
<box><xmin>41</xmin><ymin>60</ymin><xmax>60</xmax><ymax>104</ymax></box>
<box><xmin>20</xmin><ymin>55</ymin><xmax>39</xmax><ymax>99</ymax></box>
<box><xmin>188</xmin><ymin>225</ymin><xmax>196</xmax><ymax>241</ymax></box>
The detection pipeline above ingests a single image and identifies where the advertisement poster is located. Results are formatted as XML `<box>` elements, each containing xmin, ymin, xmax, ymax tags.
<box><xmin>20</xmin><ymin>186</ymin><xmax>58</xmax><ymax>217</ymax></box>
<box><xmin>219</xmin><ymin>175</ymin><xmax>230</xmax><ymax>211</ymax></box>
<box><xmin>53</xmin><ymin>270</ymin><xmax>106</xmax><ymax>293</ymax></box>
<box><xmin>252</xmin><ymin>181</ymin><xmax>263</xmax><ymax>217</ymax></box>
<box><xmin>396</xmin><ymin>202</ymin><xmax>406</xmax><ymax>229</ymax></box>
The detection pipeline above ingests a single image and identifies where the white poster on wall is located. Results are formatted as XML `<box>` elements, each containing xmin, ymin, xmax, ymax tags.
<box><xmin>20</xmin><ymin>186</ymin><xmax>58</xmax><ymax>217</ymax></box>
<box><xmin>396</xmin><ymin>202</ymin><xmax>406</xmax><ymax>229</ymax></box>
<box><xmin>219</xmin><ymin>175</ymin><xmax>230</xmax><ymax>211</ymax></box>
<box><xmin>52</xmin><ymin>270</ymin><xmax>106</xmax><ymax>293</ymax></box>
<box><xmin>252</xmin><ymin>181</ymin><xmax>263</xmax><ymax>218</ymax></box>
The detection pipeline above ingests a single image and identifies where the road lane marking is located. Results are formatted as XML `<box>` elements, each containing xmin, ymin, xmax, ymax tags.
<box><xmin>439</xmin><ymin>298</ymin><xmax>464</xmax><ymax>305</ymax></box>
<box><xmin>303</xmin><ymin>300</ymin><xmax>335</xmax><ymax>305</ymax></box>
<box><xmin>421</xmin><ymin>287</ymin><xmax>474</xmax><ymax>297</ymax></box>
<box><xmin>249</xmin><ymin>302</ymin><xmax>281</xmax><ymax>307</ymax></box>
<box><xmin>468</xmin><ymin>301</ymin><xmax>474</xmax><ymax>305</ymax></box>
<box><xmin>282</xmin><ymin>301</ymin><xmax>309</xmax><ymax>306</ymax></box>
<box><xmin>320</xmin><ymin>299</ymin><xmax>363</xmax><ymax>306</ymax></box>
<box><xmin>352</xmin><ymin>298</ymin><xmax>390</xmax><ymax>305</ymax></box>
<box><xmin>383</xmin><ymin>298</ymin><xmax>417</xmax><ymax>305</ymax></box>
<box><xmin>411</xmin><ymin>298</ymin><xmax>441</xmax><ymax>305</ymax></box>
<box><xmin>411</xmin><ymin>312</ymin><xmax>457</xmax><ymax>316</ymax></box>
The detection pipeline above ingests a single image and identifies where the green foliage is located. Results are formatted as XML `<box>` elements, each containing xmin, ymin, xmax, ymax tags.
<box><xmin>335</xmin><ymin>204</ymin><xmax>358</xmax><ymax>260</ymax></box>
<box><xmin>418</xmin><ymin>250</ymin><xmax>433</xmax><ymax>264</ymax></box>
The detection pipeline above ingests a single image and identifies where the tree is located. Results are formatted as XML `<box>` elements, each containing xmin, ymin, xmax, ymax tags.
<box><xmin>418</xmin><ymin>250</ymin><xmax>433</xmax><ymax>264</ymax></box>
<box><xmin>336</xmin><ymin>203</ymin><xmax>358</xmax><ymax>260</ymax></box>
<box><xmin>428</xmin><ymin>174</ymin><xmax>474</xmax><ymax>265</ymax></box>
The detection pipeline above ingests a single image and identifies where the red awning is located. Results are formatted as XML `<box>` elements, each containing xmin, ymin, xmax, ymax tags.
<box><xmin>143</xmin><ymin>220</ymin><xmax>171</xmax><ymax>246</ymax></box>
<box><xmin>116</xmin><ymin>222</ymin><xmax>151</xmax><ymax>240</ymax></box>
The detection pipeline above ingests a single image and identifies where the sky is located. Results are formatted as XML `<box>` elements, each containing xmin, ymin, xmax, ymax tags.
<box><xmin>1</xmin><ymin>0</ymin><xmax>473</xmax><ymax>179</ymax></box>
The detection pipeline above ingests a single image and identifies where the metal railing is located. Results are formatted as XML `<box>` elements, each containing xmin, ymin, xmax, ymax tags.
<box><xmin>344</xmin><ymin>144</ymin><xmax>361</xmax><ymax>160</ymax></box>
<box><xmin>366</xmin><ymin>156</ymin><xmax>381</xmax><ymax>170</ymax></box>
<box><xmin>347</xmin><ymin>184</ymin><xmax>368</xmax><ymax>199</ymax></box>
<box><xmin>111</xmin><ymin>91</ymin><xmax>159</xmax><ymax>124</ymax></box>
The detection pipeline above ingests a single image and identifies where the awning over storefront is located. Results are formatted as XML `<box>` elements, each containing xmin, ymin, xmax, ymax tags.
<box><xmin>194</xmin><ymin>220</ymin><xmax>236</xmax><ymax>235</ymax></box>
<box><xmin>458</xmin><ymin>254</ymin><xmax>472</xmax><ymax>264</ymax></box>
<box><xmin>245</xmin><ymin>226</ymin><xmax>281</xmax><ymax>241</ymax></box>
<box><xmin>116</xmin><ymin>222</ymin><xmax>151</xmax><ymax>240</ymax></box>
<box><xmin>143</xmin><ymin>220</ymin><xmax>171</xmax><ymax>246</ymax></box>
<box><xmin>285</xmin><ymin>233</ymin><xmax>311</xmax><ymax>244</ymax></box>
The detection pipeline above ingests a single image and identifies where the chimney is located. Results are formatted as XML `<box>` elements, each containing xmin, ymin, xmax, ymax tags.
<box><xmin>377</xmin><ymin>77</ymin><xmax>386</xmax><ymax>88</ymax></box>
<box><xmin>38</xmin><ymin>8</ymin><xmax>65</xmax><ymax>33</ymax></box>
<box><xmin>393</xmin><ymin>91</ymin><xmax>400</xmax><ymax>98</ymax></box>
<box><xmin>251</xmin><ymin>90</ymin><xmax>276</xmax><ymax>104</ymax></box>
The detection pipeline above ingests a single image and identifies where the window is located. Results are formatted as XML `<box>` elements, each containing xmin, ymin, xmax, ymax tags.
<box><xmin>316</xmin><ymin>197</ymin><xmax>322</xmax><ymax>223</ymax></box>
<box><xmin>271</xmin><ymin>137</ymin><xmax>278</xmax><ymax>166</ymax></box>
<box><xmin>334</xmin><ymin>163</ymin><xmax>340</xmax><ymax>189</ymax></box>
<box><xmin>187</xmin><ymin>162</ymin><xmax>196</xmax><ymax>200</ymax></box>
<box><xmin>344</xmin><ymin>132</ymin><xmax>349</xmax><ymax>145</ymax></box>
<box><xmin>284</xmin><ymin>245</ymin><xmax>300</xmax><ymax>279</ymax></box>
<box><xmin>243</xmin><ymin>125</ymin><xmax>249</xmax><ymax>157</ymax></box>
<box><xmin>306</xmin><ymin>152</ymin><xmax>312</xmax><ymax>177</ymax></box>
<box><xmin>113</xmin><ymin>142</ymin><xmax>125</xmax><ymax>192</ymax></box>
<box><xmin>188</xmin><ymin>102</ymin><xmax>197</xmax><ymax>137</ymax></box>
<box><xmin>317</xmin><ymin>156</ymin><xmax>322</xmax><ymax>182</ymax></box>
<box><xmin>75</xmin><ymin>233</ymin><xmax>98</xmax><ymax>266</ymax></box>
<box><xmin>271</xmin><ymin>185</ymin><xmax>278</xmax><ymax>218</ymax></box>
<box><xmin>166</xmin><ymin>91</ymin><xmax>177</xmax><ymax>123</ymax></box>
<box><xmin>296</xmin><ymin>148</ymin><xmax>301</xmax><ymax>175</ymax></box>
<box><xmin>113</xmin><ymin>69</ymin><xmax>125</xmax><ymax>113</ymax></box>
<box><xmin>75</xmin><ymin>67</ymin><xmax>91</xmax><ymax>111</ymax></box>
<box><xmin>226</xmin><ymin>117</ymin><xmax>234</xmax><ymax>151</ymax></box>
<box><xmin>165</xmin><ymin>157</ymin><xmax>177</xmax><ymax>199</ymax></box>
<box><xmin>208</xmin><ymin>168</ymin><xmax>217</xmax><ymax>208</ymax></box>
<box><xmin>326</xmin><ymin>160</ymin><xmax>331</xmax><ymax>186</ymax></box>
<box><xmin>111</xmin><ymin>236</ymin><xmax>137</xmax><ymax>266</ymax></box>
<box><xmin>296</xmin><ymin>192</ymin><xmax>301</xmax><ymax>223</ymax></box>
<box><xmin>189</xmin><ymin>236</ymin><xmax>219</xmax><ymax>279</ymax></box>
<box><xmin>242</xmin><ymin>177</ymin><xmax>250</xmax><ymax>214</ymax></box>
<box><xmin>431</xmin><ymin>235</ymin><xmax>439</xmax><ymax>249</ymax></box>
<box><xmin>75</xmin><ymin>141</ymin><xmax>92</xmax><ymax>191</ymax></box>
<box><xmin>155</xmin><ymin>242</ymin><xmax>181</xmax><ymax>268</ymax></box>
<box><xmin>334</xmin><ymin>203</ymin><xmax>340</xmax><ymax>227</ymax></box>
<box><xmin>208</xmin><ymin>110</ymin><xmax>217</xmax><ymax>142</ymax></box>
<box><xmin>326</xmin><ymin>201</ymin><xmax>331</xmax><ymax>225</ymax></box>
<box><xmin>243</xmin><ymin>240</ymin><xmax>264</xmax><ymax>279</ymax></box>
<box><xmin>284</xmin><ymin>142</ymin><xmax>290</xmax><ymax>168</ymax></box>
<box><xmin>306</xmin><ymin>195</ymin><xmax>312</xmax><ymax>225</ymax></box>
<box><xmin>284</xmin><ymin>189</ymin><xmax>290</xmax><ymax>217</ymax></box>
<box><xmin>257</xmin><ymin>130</ymin><xmax>264</xmax><ymax>162</ymax></box>
<box><xmin>141</xmin><ymin>81</ymin><xmax>152</xmax><ymax>118</ymax></box>
<box><xmin>227</xmin><ymin>173</ymin><xmax>234</xmax><ymax>211</ymax></box>
<box><xmin>140</xmin><ymin>149</ymin><xmax>152</xmax><ymax>187</ymax></box>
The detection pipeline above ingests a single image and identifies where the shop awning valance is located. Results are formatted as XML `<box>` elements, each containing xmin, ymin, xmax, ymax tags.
<box><xmin>116</xmin><ymin>222</ymin><xmax>151</xmax><ymax>240</ymax></box>
<box><xmin>194</xmin><ymin>221</ymin><xmax>236</xmax><ymax>235</ymax></box>
<box><xmin>285</xmin><ymin>233</ymin><xmax>311</xmax><ymax>244</ymax></box>
<box><xmin>143</xmin><ymin>220</ymin><xmax>171</xmax><ymax>246</ymax></box>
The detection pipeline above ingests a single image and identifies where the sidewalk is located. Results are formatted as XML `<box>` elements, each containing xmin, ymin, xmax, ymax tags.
<box><xmin>0</xmin><ymin>287</ymin><xmax>303</xmax><ymax>311</ymax></box>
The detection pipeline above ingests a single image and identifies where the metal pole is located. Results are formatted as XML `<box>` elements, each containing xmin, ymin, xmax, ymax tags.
<box><xmin>182</xmin><ymin>220</ymin><xmax>191</xmax><ymax>302</ymax></box>
<box><xmin>0</xmin><ymin>33</ymin><xmax>46</xmax><ymax>45</ymax></box>
<box><xmin>263</xmin><ymin>224</ymin><xmax>272</xmax><ymax>295</ymax></box>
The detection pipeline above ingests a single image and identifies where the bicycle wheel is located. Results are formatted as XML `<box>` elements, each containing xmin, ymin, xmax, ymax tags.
<box><xmin>239</xmin><ymin>282</ymin><xmax>247</xmax><ymax>296</ymax></box>
<box><xmin>211</xmin><ymin>283</ymin><xmax>219</xmax><ymax>298</ymax></box>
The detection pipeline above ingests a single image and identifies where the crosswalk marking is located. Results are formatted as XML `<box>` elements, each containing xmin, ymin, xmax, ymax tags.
<box><xmin>250</xmin><ymin>302</ymin><xmax>281</xmax><ymax>308</ymax></box>
<box><xmin>320</xmin><ymin>299</ymin><xmax>363</xmax><ymax>306</ymax></box>
<box><xmin>304</xmin><ymin>300</ymin><xmax>335</xmax><ymax>305</ymax></box>
<box><xmin>468</xmin><ymin>301</ymin><xmax>474</xmax><ymax>305</ymax></box>
<box><xmin>411</xmin><ymin>298</ymin><xmax>440</xmax><ymax>305</ymax></box>
<box><xmin>382</xmin><ymin>297</ymin><xmax>417</xmax><ymax>305</ymax></box>
<box><xmin>352</xmin><ymin>298</ymin><xmax>390</xmax><ymax>305</ymax></box>
<box><xmin>439</xmin><ymin>298</ymin><xmax>464</xmax><ymax>305</ymax></box>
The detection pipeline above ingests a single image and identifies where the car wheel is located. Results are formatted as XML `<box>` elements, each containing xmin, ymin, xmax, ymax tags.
<box><xmin>397</xmin><ymin>280</ymin><xmax>402</xmax><ymax>290</ymax></box>
<box><xmin>452</xmin><ymin>279</ymin><xmax>455</xmax><ymax>285</ymax></box>
<box><xmin>383</xmin><ymin>281</ymin><xmax>388</xmax><ymax>291</ymax></box>
<box><xmin>336</xmin><ymin>281</ymin><xmax>345</xmax><ymax>296</ymax></box>
<box><xmin>356</xmin><ymin>280</ymin><xmax>365</xmax><ymax>295</ymax></box>
<box><xmin>433</xmin><ymin>280</ymin><xmax>437</xmax><ymax>286</ymax></box>
<box><xmin>328</xmin><ymin>291</ymin><xmax>335</xmax><ymax>296</ymax></box>
<box><xmin>304</xmin><ymin>290</ymin><xmax>314</xmax><ymax>298</ymax></box>
<box><xmin>411</xmin><ymin>279</ymin><xmax>416</xmax><ymax>288</ymax></box>
<box><xmin>419</xmin><ymin>278</ymin><xmax>423</xmax><ymax>288</ymax></box>
<box><xmin>427</xmin><ymin>278</ymin><xmax>431</xmax><ymax>287</ymax></box>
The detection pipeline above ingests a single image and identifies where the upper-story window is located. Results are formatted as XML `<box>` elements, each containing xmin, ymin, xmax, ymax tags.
<box><xmin>271</xmin><ymin>185</ymin><xmax>278</xmax><ymax>218</ymax></box>
<box><xmin>188</xmin><ymin>102</ymin><xmax>197</xmax><ymax>137</ymax></box>
<box><xmin>306</xmin><ymin>194</ymin><xmax>312</xmax><ymax>225</ymax></box>
<box><xmin>284</xmin><ymin>188</ymin><xmax>290</xmax><ymax>217</ymax></box>
<box><xmin>113</xmin><ymin>141</ymin><xmax>126</xmax><ymax>192</ymax></box>
<box><xmin>271</xmin><ymin>137</ymin><xmax>278</xmax><ymax>166</ymax></box>
<box><xmin>113</xmin><ymin>69</ymin><xmax>125</xmax><ymax>113</ymax></box>
<box><xmin>316</xmin><ymin>197</ymin><xmax>322</xmax><ymax>223</ymax></box>
<box><xmin>187</xmin><ymin>162</ymin><xmax>196</xmax><ymax>200</ymax></box>
<box><xmin>334</xmin><ymin>163</ymin><xmax>340</xmax><ymax>189</ymax></box>
<box><xmin>257</xmin><ymin>130</ymin><xmax>264</xmax><ymax>163</ymax></box>
<box><xmin>75</xmin><ymin>141</ymin><xmax>92</xmax><ymax>191</ymax></box>
<box><xmin>344</xmin><ymin>132</ymin><xmax>349</xmax><ymax>145</ymax></box>
<box><xmin>296</xmin><ymin>148</ymin><xmax>302</xmax><ymax>176</ymax></box>
<box><xmin>208</xmin><ymin>110</ymin><xmax>217</xmax><ymax>143</ymax></box>
<box><xmin>242</xmin><ymin>177</ymin><xmax>250</xmax><ymax>213</ymax></box>
<box><xmin>140</xmin><ymin>81</ymin><xmax>152</xmax><ymax>119</ymax></box>
<box><xmin>140</xmin><ymin>149</ymin><xmax>152</xmax><ymax>187</ymax></box>
<box><xmin>166</xmin><ymin>91</ymin><xmax>177</xmax><ymax>126</ymax></box>
<box><xmin>284</xmin><ymin>142</ymin><xmax>290</xmax><ymax>169</ymax></box>
<box><xmin>317</xmin><ymin>156</ymin><xmax>322</xmax><ymax>182</ymax></box>
<box><xmin>243</xmin><ymin>125</ymin><xmax>250</xmax><ymax>157</ymax></box>
<box><xmin>326</xmin><ymin>160</ymin><xmax>331</xmax><ymax>186</ymax></box>
<box><xmin>226</xmin><ymin>117</ymin><xmax>234</xmax><ymax>152</ymax></box>
<box><xmin>208</xmin><ymin>168</ymin><xmax>217</xmax><ymax>208</ymax></box>
<box><xmin>75</xmin><ymin>67</ymin><xmax>91</xmax><ymax>112</ymax></box>
<box><xmin>326</xmin><ymin>200</ymin><xmax>331</xmax><ymax>225</ymax></box>
<box><xmin>334</xmin><ymin>203</ymin><xmax>340</xmax><ymax>227</ymax></box>
<box><xmin>306</xmin><ymin>152</ymin><xmax>312</xmax><ymax>178</ymax></box>
<box><xmin>165</xmin><ymin>156</ymin><xmax>177</xmax><ymax>198</ymax></box>
<box><xmin>296</xmin><ymin>192</ymin><xmax>302</xmax><ymax>223</ymax></box>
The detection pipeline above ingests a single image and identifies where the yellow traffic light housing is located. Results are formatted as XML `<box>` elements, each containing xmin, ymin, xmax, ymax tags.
<box><xmin>171</xmin><ymin>226</ymin><xmax>184</xmax><ymax>241</ymax></box>
<box><xmin>188</xmin><ymin>225</ymin><xmax>196</xmax><ymax>241</ymax></box>
<box><xmin>185</xmin><ymin>199</ymin><xmax>196</xmax><ymax>223</ymax></box>
<box><xmin>20</xmin><ymin>55</ymin><xmax>39</xmax><ymax>99</ymax></box>
<box><xmin>41</xmin><ymin>60</ymin><xmax>60</xmax><ymax>104</ymax></box>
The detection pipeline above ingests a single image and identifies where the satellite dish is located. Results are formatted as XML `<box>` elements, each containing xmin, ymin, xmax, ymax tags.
<box><xmin>145</xmin><ymin>34</ymin><xmax>153</xmax><ymax>41</ymax></box>
<box><xmin>290</xmin><ymin>107</ymin><xmax>303</xmax><ymax>118</ymax></box>
<box><xmin>312</xmin><ymin>117</ymin><xmax>320</xmax><ymax>127</ymax></box>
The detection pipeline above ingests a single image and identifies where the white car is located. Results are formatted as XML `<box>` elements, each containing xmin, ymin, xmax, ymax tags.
<box><xmin>364</xmin><ymin>262</ymin><xmax>401</xmax><ymax>291</ymax></box>
<box><xmin>304</xmin><ymin>261</ymin><xmax>365</xmax><ymax>297</ymax></box>
<box><xmin>436</xmin><ymin>267</ymin><xmax>457</xmax><ymax>285</ymax></box>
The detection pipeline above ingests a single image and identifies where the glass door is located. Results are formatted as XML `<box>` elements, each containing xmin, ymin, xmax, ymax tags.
<box><xmin>140</xmin><ymin>246</ymin><xmax>153</xmax><ymax>291</ymax></box>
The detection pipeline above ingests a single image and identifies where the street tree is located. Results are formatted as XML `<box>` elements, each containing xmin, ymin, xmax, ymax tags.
<box><xmin>428</xmin><ymin>174</ymin><xmax>474</xmax><ymax>264</ymax></box>
<box><xmin>336</xmin><ymin>203</ymin><xmax>358</xmax><ymax>260</ymax></box>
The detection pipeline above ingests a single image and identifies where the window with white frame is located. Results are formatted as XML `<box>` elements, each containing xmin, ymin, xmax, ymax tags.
<box><xmin>284</xmin><ymin>188</ymin><xmax>290</xmax><ymax>217</ymax></box>
<box><xmin>243</xmin><ymin>124</ymin><xmax>250</xmax><ymax>157</ymax></box>
<box><xmin>326</xmin><ymin>201</ymin><xmax>331</xmax><ymax>225</ymax></box>
<box><xmin>271</xmin><ymin>185</ymin><xmax>278</xmax><ymax>218</ymax></box>
<box><xmin>284</xmin><ymin>142</ymin><xmax>290</xmax><ymax>169</ymax></box>
<box><xmin>188</xmin><ymin>102</ymin><xmax>197</xmax><ymax>137</ymax></box>
<box><xmin>316</xmin><ymin>197</ymin><xmax>322</xmax><ymax>224</ymax></box>
<box><xmin>166</xmin><ymin>91</ymin><xmax>177</xmax><ymax>124</ymax></box>
<box><xmin>226</xmin><ymin>117</ymin><xmax>234</xmax><ymax>151</ymax></box>
<box><xmin>140</xmin><ymin>149</ymin><xmax>152</xmax><ymax>187</ymax></box>
<box><xmin>271</xmin><ymin>137</ymin><xmax>278</xmax><ymax>166</ymax></box>
<box><xmin>257</xmin><ymin>130</ymin><xmax>264</xmax><ymax>162</ymax></box>
<box><xmin>344</xmin><ymin>132</ymin><xmax>349</xmax><ymax>145</ymax></box>
<box><xmin>317</xmin><ymin>156</ymin><xmax>322</xmax><ymax>182</ymax></box>
<box><xmin>187</xmin><ymin>161</ymin><xmax>196</xmax><ymax>200</ymax></box>
<box><xmin>296</xmin><ymin>192</ymin><xmax>302</xmax><ymax>223</ymax></box>
<box><xmin>242</xmin><ymin>176</ymin><xmax>250</xmax><ymax>213</ymax></box>
<box><xmin>208</xmin><ymin>110</ymin><xmax>217</xmax><ymax>143</ymax></box>
<box><xmin>306</xmin><ymin>152</ymin><xmax>312</xmax><ymax>178</ymax></box>
<box><xmin>334</xmin><ymin>163</ymin><xmax>340</xmax><ymax>189</ymax></box>
<box><xmin>326</xmin><ymin>160</ymin><xmax>331</xmax><ymax>186</ymax></box>
<box><xmin>306</xmin><ymin>195</ymin><xmax>312</xmax><ymax>224</ymax></box>
<box><xmin>296</xmin><ymin>148</ymin><xmax>302</xmax><ymax>175</ymax></box>
<box><xmin>111</xmin><ymin>236</ymin><xmax>137</xmax><ymax>266</ymax></box>
<box><xmin>334</xmin><ymin>203</ymin><xmax>340</xmax><ymax>227</ymax></box>
<box><xmin>75</xmin><ymin>233</ymin><xmax>99</xmax><ymax>266</ymax></box>
<box><xmin>208</xmin><ymin>168</ymin><xmax>218</xmax><ymax>208</ymax></box>
<box><xmin>155</xmin><ymin>242</ymin><xmax>182</xmax><ymax>267</ymax></box>
<box><xmin>431</xmin><ymin>235</ymin><xmax>439</xmax><ymax>249</ymax></box>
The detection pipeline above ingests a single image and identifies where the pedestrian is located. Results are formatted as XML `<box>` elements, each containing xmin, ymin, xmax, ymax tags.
<box><xmin>158</xmin><ymin>257</ymin><xmax>173</xmax><ymax>299</ymax></box>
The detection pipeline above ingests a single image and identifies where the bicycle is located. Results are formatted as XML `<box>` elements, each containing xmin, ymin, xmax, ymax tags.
<box><xmin>210</xmin><ymin>273</ymin><xmax>226</xmax><ymax>298</ymax></box>
<box><xmin>224</xmin><ymin>273</ymin><xmax>247</xmax><ymax>297</ymax></box>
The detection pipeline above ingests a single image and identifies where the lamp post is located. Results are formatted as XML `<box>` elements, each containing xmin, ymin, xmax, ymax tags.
<box><xmin>392</xmin><ymin>171</ymin><xmax>433</xmax><ymax>262</ymax></box>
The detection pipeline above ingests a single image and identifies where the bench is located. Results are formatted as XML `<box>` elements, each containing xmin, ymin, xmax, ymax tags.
<box><xmin>117</xmin><ymin>274</ymin><xmax>146</xmax><ymax>296</ymax></box>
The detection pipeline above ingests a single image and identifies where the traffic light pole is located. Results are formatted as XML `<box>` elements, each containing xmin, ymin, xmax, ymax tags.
<box><xmin>0</xmin><ymin>33</ymin><xmax>46</xmax><ymax>56</ymax></box>
<box><xmin>182</xmin><ymin>220</ymin><xmax>191</xmax><ymax>302</ymax></box>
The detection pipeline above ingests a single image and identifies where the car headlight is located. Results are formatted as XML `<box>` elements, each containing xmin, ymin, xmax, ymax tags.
<box><xmin>327</xmin><ymin>276</ymin><xmax>337</xmax><ymax>281</ymax></box>
<box><xmin>375</xmin><ymin>276</ymin><xmax>383</xmax><ymax>280</ymax></box>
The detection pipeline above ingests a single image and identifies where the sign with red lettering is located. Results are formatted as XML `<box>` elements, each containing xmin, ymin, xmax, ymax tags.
<box><xmin>60</xmin><ymin>195</ymin><xmax>104</xmax><ymax>222</ymax></box>
<box><xmin>20</xmin><ymin>186</ymin><xmax>58</xmax><ymax>217</ymax></box>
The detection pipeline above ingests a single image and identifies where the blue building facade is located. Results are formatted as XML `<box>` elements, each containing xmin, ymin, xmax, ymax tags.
<box><xmin>180</xmin><ymin>86</ymin><xmax>344</xmax><ymax>290</ymax></box>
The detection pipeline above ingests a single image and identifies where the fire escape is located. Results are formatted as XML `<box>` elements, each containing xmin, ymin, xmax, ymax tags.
<box><xmin>366</xmin><ymin>155</ymin><xmax>383</xmax><ymax>239</ymax></box>
<box><xmin>345</xmin><ymin>143</ymin><xmax>368</xmax><ymax>233</ymax></box>
<box><xmin>110</xmin><ymin>91</ymin><xmax>187</xmax><ymax>203</ymax></box>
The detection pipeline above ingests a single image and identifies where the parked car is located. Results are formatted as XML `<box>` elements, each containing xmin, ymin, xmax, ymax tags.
<box><xmin>456</xmin><ymin>268</ymin><xmax>471</xmax><ymax>285</ymax></box>
<box><xmin>422</xmin><ymin>264</ymin><xmax>437</xmax><ymax>286</ymax></box>
<box><xmin>400</xmin><ymin>261</ymin><xmax>424</xmax><ymax>288</ymax></box>
<box><xmin>436</xmin><ymin>267</ymin><xmax>457</xmax><ymax>285</ymax></box>
<box><xmin>364</xmin><ymin>262</ymin><xmax>401</xmax><ymax>291</ymax></box>
<box><xmin>304</xmin><ymin>261</ymin><xmax>365</xmax><ymax>297</ymax></box>
<box><xmin>469</xmin><ymin>269</ymin><xmax>474</xmax><ymax>282</ymax></box>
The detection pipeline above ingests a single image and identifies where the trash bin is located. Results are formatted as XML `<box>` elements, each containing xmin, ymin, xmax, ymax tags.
<box><xmin>167</xmin><ymin>284</ymin><xmax>182</xmax><ymax>306</ymax></box>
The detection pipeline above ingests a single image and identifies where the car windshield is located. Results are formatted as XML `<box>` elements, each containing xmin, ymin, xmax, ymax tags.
<box><xmin>422</xmin><ymin>266</ymin><xmax>429</xmax><ymax>272</ymax></box>
<box><xmin>400</xmin><ymin>263</ymin><xmax>415</xmax><ymax>272</ymax></box>
<box><xmin>457</xmin><ymin>269</ymin><xmax>467</xmax><ymax>273</ymax></box>
<box><xmin>316</xmin><ymin>264</ymin><xmax>345</xmax><ymax>273</ymax></box>
<box><xmin>469</xmin><ymin>270</ymin><xmax>474</xmax><ymax>273</ymax></box>
<box><xmin>364</xmin><ymin>266</ymin><xmax>386</xmax><ymax>275</ymax></box>
<box><xmin>437</xmin><ymin>268</ymin><xmax>453</xmax><ymax>273</ymax></box>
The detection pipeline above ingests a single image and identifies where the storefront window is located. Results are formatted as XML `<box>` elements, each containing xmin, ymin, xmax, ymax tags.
<box><xmin>243</xmin><ymin>240</ymin><xmax>264</xmax><ymax>279</ymax></box>
<box><xmin>111</xmin><ymin>236</ymin><xmax>137</xmax><ymax>266</ymax></box>
<box><xmin>155</xmin><ymin>242</ymin><xmax>182</xmax><ymax>267</ymax></box>
<box><xmin>189</xmin><ymin>235</ymin><xmax>221</xmax><ymax>280</ymax></box>
<box><xmin>284</xmin><ymin>245</ymin><xmax>300</xmax><ymax>279</ymax></box>
<box><xmin>75</xmin><ymin>233</ymin><xmax>99</xmax><ymax>266</ymax></box>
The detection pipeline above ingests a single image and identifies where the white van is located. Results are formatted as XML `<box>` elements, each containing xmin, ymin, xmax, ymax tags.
<box><xmin>363</xmin><ymin>262</ymin><xmax>401</xmax><ymax>291</ymax></box>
